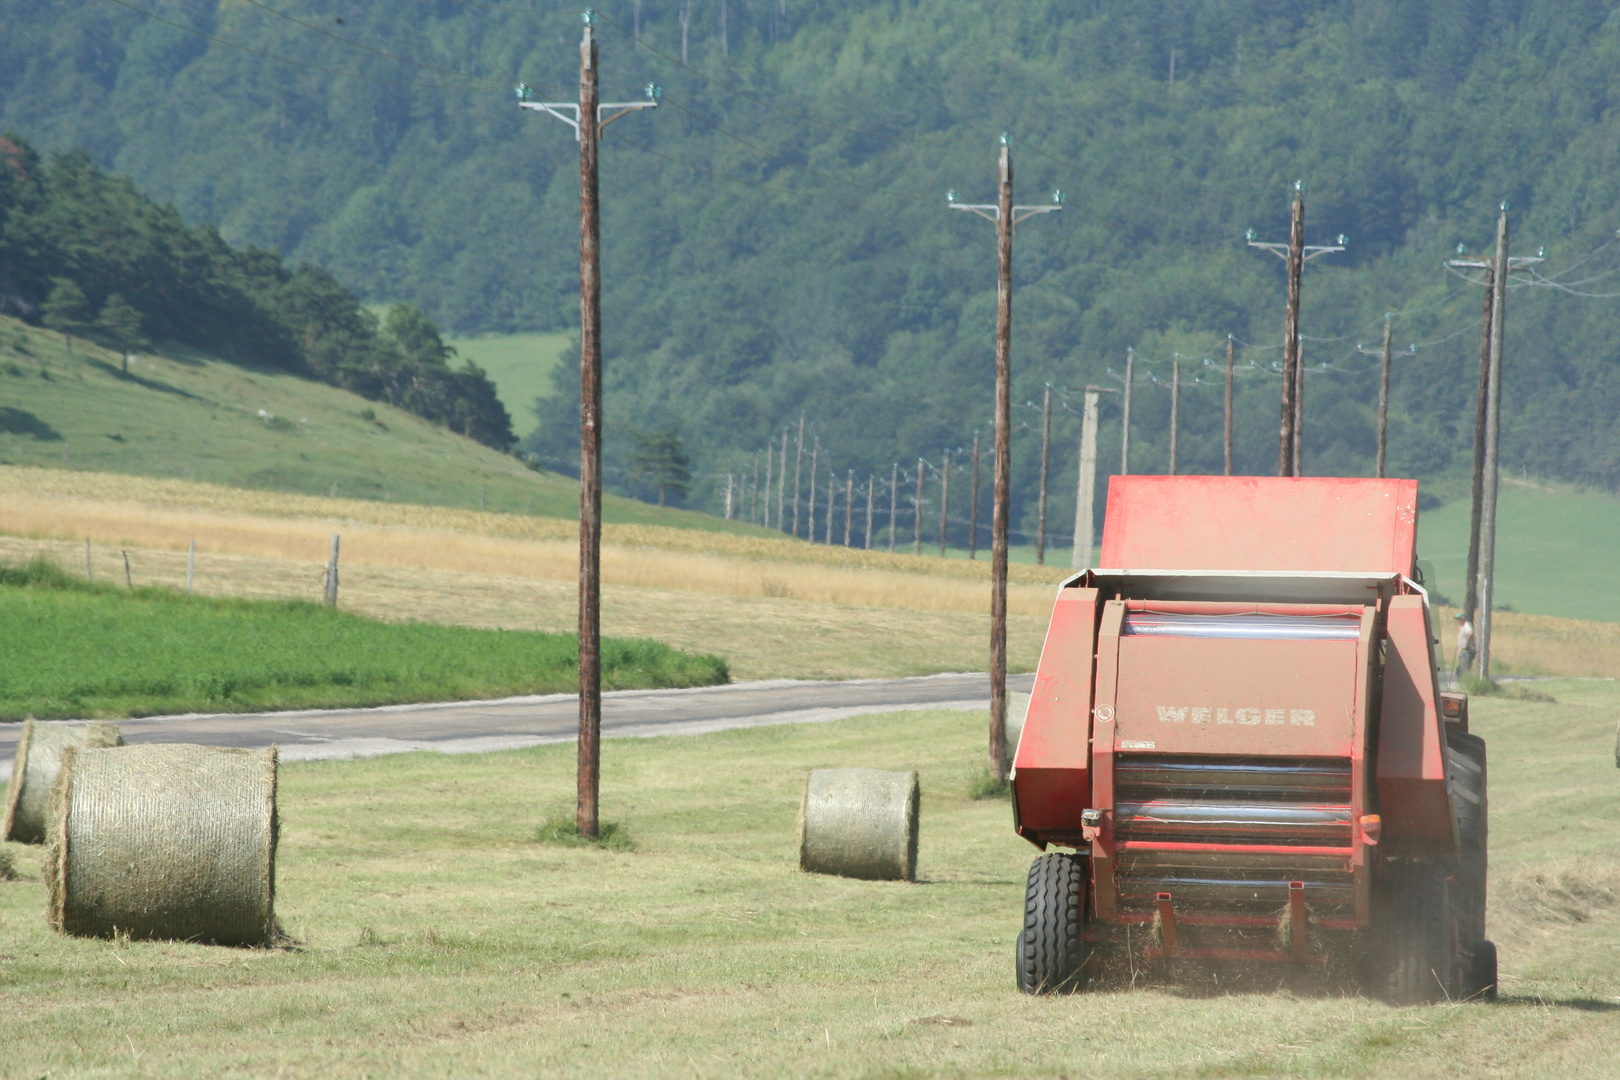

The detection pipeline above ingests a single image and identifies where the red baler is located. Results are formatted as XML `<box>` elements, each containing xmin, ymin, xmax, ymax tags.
<box><xmin>1011</xmin><ymin>476</ymin><xmax>1491</xmax><ymax>1002</ymax></box>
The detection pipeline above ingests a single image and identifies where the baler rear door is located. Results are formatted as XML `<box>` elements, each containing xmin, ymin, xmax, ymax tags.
<box><xmin>1092</xmin><ymin>603</ymin><xmax>1376</xmax><ymax>925</ymax></box>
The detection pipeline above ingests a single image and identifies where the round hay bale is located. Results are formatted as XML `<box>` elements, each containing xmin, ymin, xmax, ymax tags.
<box><xmin>1</xmin><ymin>719</ymin><xmax>124</xmax><ymax>844</ymax></box>
<box><xmin>45</xmin><ymin>743</ymin><xmax>278</xmax><ymax>946</ymax></box>
<box><xmin>798</xmin><ymin>767</ymin><xmax>919</xmax><ymax>882</ymax></box>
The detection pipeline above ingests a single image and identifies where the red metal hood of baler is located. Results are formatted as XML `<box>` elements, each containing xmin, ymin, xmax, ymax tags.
<box><xmin>1099</xmin><ymin>476</ymin><xmax>1419</xmax><ymax>577</ymax></box>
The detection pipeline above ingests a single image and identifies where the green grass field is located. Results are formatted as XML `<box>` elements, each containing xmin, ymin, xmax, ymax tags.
<box><xmin>2</xmin><ymin>683</ymin><xmax>1619</xmax><ymax>1077</ymax></box>
<box><xmin>443</xmin><ymin>331</ymin><xmax>571</xmax><ymax>442</ymax></box>
<box><xmin>0</xmin><ymin>315</ymin><xmax>762</xmax><ymax>534</ymax></box>
<box><xmin>1417</xmin><ymin>481</ymin><xmax>1620</xmax><ymax>623</ymax></box>
<box><xmin>0</xmin><ymin>559</ymin><xmax>725</xmax><ymax>719</ymax></box>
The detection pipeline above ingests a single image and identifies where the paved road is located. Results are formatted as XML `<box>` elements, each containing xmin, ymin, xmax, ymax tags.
<box><xmin>0</xmin><ymin>672</ymin><xmax>1034</xmax><ymax>780</ymax></box>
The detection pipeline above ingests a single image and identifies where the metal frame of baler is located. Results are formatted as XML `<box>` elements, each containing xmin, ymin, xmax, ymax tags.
<box><xmin>1010</xmin><ymin>568</ymin><xmax>1460</xmax><ymax>967</ymax></box>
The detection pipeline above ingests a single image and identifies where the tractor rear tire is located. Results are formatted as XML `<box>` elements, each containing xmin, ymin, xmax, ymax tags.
<box><xmin>1469</xmin><ymin>939</ymin><xmax>1499</xmax><ymax>1002</ymax></box>
<box><xmin>1017</xmin><ymin>852</ymin><xmax>1088</xmax><ymax>994</ymax></box>
<box><xmin>1382</xmin><ymin>860</ymin><xmax>1457</xmax><ymax>1005</ymax></box>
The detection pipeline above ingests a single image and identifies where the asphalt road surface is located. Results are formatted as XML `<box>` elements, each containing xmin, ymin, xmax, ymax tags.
<box><xmin>0</xmin><ymin>672</ymin><xmax>1035</xmax><ymax>780</ymax></box>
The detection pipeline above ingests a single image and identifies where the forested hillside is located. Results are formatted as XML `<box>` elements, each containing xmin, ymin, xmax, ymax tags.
<box><xmin>3</xmin><ymin>1</ymin><xmax>1619</xmax><ymax>538</ymax></box>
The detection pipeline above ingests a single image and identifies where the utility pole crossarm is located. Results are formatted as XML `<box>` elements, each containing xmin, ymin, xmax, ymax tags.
<box><xmin>517</xmin><ymin>80</ymin><xmax>660</xmax><ymax>141</ymax></box>
<box><xmin>1247</xmin><ymin>237</ymin><xmax>1347</xmax><ymax>263</ymax></box>
<box><xmin>948</xmin><ymin>190</ymin><xmax>1063</xmax><ymax>230</ymax></box>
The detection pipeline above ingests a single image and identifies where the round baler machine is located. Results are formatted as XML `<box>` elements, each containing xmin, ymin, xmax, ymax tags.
<box><xmin>1010</xmin><ymin>477</ymin><xmax>1495</xmax><ymax>1004</ymax></box>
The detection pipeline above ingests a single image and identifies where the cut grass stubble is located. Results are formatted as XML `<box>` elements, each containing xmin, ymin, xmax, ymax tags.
<box><xmin>4</xmin><ymin>684</ymin><xmax>1620</xmax><ymax>1077</ymax></box>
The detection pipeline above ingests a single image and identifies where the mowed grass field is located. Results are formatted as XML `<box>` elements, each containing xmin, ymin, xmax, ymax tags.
<box><xmin>0</xmin><ymin>315</ymin><xmax>759</xmax><ymax>532</ymax></box>
<box><xmin>3</xmin><ymin>683</ymin><xmax>1620</xmax><ymax>1078</ymax></box>
<box><xmin>0</xmin><ymin>559</ymin><xmax>725</xmax><ymax>720</ymax></box>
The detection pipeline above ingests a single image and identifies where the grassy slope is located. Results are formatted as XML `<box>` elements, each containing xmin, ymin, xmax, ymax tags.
<box><xmin>0</xmin><ymin>315</ymin><xmax>764</xmax><ymax>534</ymax></box>
<box><xmin>443</xmin><ymin>330</ymin><xmax>570</xmax><ymax>441</ymax></box>
<box><xmin>0</xmin><ymin>564</ymin><xmax>725</xmax><ymax>719</ymax></box>
<box><xmin>3</xmin><ymin>684</ymin><xmax>1620</xmax><ymax>1077</ymax></box>
<box><xmin>1417</xmin><ymin>481</ymin><xmax>1620</xmax><ymax>623</ymax></box>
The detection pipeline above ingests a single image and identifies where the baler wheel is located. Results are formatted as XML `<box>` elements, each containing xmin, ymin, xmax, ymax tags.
<box><xmin>1016</xmin><ymin>853</ymin><xmax>1089</xmax><ymax>995</ymax></box>
<box><xmin>1470</xmin><ymin>939</ymin><xmax>1498</xmax><ymax>1002</ymax></box>
<box><xmin>1448</xmin><ymin>733</ymin><xmax>1489</xmax><ymax>944</ymax></box>
<box><xmin>1381</xmin><ymin>861</ymin><xmax>1458</xmax><ymax>1005</ymax></box>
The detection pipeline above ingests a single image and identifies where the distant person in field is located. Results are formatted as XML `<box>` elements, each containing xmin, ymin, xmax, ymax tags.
<box><xmin>1454</xmin><ymin>613</ymin><xmax>1474</xmax><ymax>684</ymax></box>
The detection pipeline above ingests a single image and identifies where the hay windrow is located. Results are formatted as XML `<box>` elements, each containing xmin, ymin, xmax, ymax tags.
<box><xmin>1</xmin><ymin>718</ymin><xmax>124</xmax><ymax>844</ymax></box>
<box><xmin>798</xmin><ymin>767</ymin><xmax>919</xmax><ymax>882</ymax></box>
<box><xmin>46</xmin><ymin>743</ymin><xmax>278</xmax><ymax>946</ymax></box>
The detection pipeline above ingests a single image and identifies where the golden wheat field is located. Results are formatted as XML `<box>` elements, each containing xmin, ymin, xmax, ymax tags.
<box><xmin>0</xmin><ymin>464</ymin><xmax>1615</xmax><ymax>680</ymax></box>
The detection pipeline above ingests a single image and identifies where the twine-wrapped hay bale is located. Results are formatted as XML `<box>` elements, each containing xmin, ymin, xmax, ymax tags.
<box><xmin>46</xmin><ymin>743</ymin><xmax>278</xmax><ymax>946</ymax></box>
<box><xmin>798</xmin><ymin>767</ymin><xmax>919</xmax><ymax>882</ymax></box>
<box><xmin>2</xmin><ymin>719</ymin><xmax>124</xmax><ymax>844</ymax></box>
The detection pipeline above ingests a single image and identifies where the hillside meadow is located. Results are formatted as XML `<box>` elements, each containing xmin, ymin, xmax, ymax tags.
<box><xmin>0</xmin><ymin>316</ymin><xmax>764</xmax><ymax>533</ymax></box>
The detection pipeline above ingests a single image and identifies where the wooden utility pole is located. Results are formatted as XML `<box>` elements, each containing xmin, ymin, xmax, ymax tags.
<box><xmin>1224</xmin><ymin>335</ymin><xmax>1235</xmax><ymax>475</ymax></box>
<box><xmin>1448</xmin><ymin>235</ymin><xmax>1539</xmax><ymax>663</ymax></box>
<box><xmin>517</xmin><ymin>17</ymin><xmax>657</xmax><ymax>839</ymax></box>
<box><xmin>969</xmin><ymin>432</ymin><xmax>981</xmax><ymax>560</ymax></box>
<box><xmin>863</xmin><ymin>474</ymin><xmax>874</xmax><ymax>549</ymax></box>
<box><xmin>888</xmin><ymin>462</ymin><xmax>899</xmax><ymax>552</ymax></box>
<box><xmin>1247</xmin><ymin>184</ymin><xmax>1344</xmax><ymax>476</ymax></box>
<box><xmin>1280</xmin><ymin>191</ymin><xmax>1304</xmax><ymax>475</ymax></box>
<box><xmin>825</xmin><ymin>472</ymin><xmax>835</xmax><ymax>543</ymax></box>
<box><xmin>948</xmin><ymin>139</ymin><xmax>1060</xmax><ymax>781</ymax></box>
<box><xmin>844</xmin><ymin>470</ymin><xmax>854</xmax><ymax>546</ymax></box>
<box><xmin>1463</xmin><ymin>265</ymin><xmax>1495</xmax><ymax>636</ymax></box>
<box><xmin>807</xmin><ymin>438</ymin><xmax>820</xmax><ymax>542</ymax></box>
<box><xmin>1376</xmin><ymin>316</ymin><xmax>1393</xmax><ymax>479</ymax></box>
<box><xmin>1477</xmin><ymin>209</ymin><xmax>1510</xmax><ymax>679</ymax></box>
<box><xmin>913</xmin><ymin>457</ymin><xmax>924</xmax><ymax>555</ymax></box>
<box><xmin>569</xmin><ymin>23</ymin><xmax>604</xmax><ymax>839</ymax></box>
<box><xmin>1168</xmin><ymin>359</ymin><xmax>1181</xmax><ymax>475</ymax></box>
<box><xmin>1121</xmin><ymin>347</ymin><xmax>1135</xmax><ymax>474</ymax></box>
<box><xmin>1036</xmin><ymin>386</ymin><xmax>1051</xmax><ymax>564</ymax></box>
<box><xmin>792</xmin><ymin>415</ymin><xmax>805</xmax><ymax>537</ymax></box>
<box><xmin>776</xmin><ymin>429</ymin><xmax>788</xmax><ymax>530</ymax></box>
<box><xmin>751</xmin><ymin>452</ymin><xmax>761</xmax><ymax>524</ymax></box>
<box><xmin>1293</xmin><ymin>345</ymin><xmax>1305</xmax><ymax>476</ymax></box>
<box><xmin>939</xmin><ymin>451</ymin><xmax>951</xmax><ymax>557</ymax></box>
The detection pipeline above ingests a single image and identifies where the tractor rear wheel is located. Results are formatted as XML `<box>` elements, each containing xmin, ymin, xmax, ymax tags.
<box><xmin>1016</xmin><ymin>852</ymin><xmax>1089</xmax><ymax>994</ymax></box>
<box><xmin>1381</xmin><ymin>860</ymin><xmax>1458</xmax><ymax>1005</ymax></box>
<box><xmin>1448</xmin><ymin>732</ymin><xmax>1495</xmax><ymax>999</ymax></box>
<box><xmin>1469</xmin><ymin>938</ymin><xmax>1498</xmax><ymax>1001</ymax></box>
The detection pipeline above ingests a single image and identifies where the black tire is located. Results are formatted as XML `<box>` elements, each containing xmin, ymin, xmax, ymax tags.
<box><xmin>1016</xmin><ymin>853</ymin><xmax>1088</xmax><ymax>995</ymax></box>
<box><xmin>1470</xmin><ymin>939</ymin><xmax>1499</xmax><ymax>1002</ymax></box>
<box><xmin>1381</xmin><ymin>860</ymin><xmax>1458</xmax><ymax>1005</ymax></box>
<box><xmin>1449</xmin><ymin>733</ymin><xmax>1490</xmax><ymax>979</ymax></box>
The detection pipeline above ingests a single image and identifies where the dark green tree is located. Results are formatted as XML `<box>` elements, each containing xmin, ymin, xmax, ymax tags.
<box><xmin>630</xmin><ymin>425</ymin><xmax>692</xmax><ymax>507</ymax></box>
<box><xmin>95</xmin><ymin>292</ymin><xmax>146</xmax><ymax>372</ymax></box>
<box><xmin>39</xmin><ymin>276</ymin><xmax>87</xmax><ymax>354</ymax></box>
